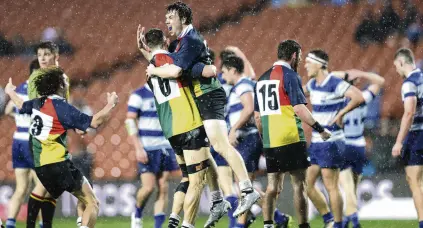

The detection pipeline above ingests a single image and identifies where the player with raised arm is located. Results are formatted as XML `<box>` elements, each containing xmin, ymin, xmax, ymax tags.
<box><xmin>143</xmin><ymin>28</ymin><xmax>230</xmax><ymax>228</ymax></box>
<box><xmin>303</xmin><ymin>49</ymin><xmax>364</xmax><ymax>228</ymax></box>
<box><xmin>332</xmin><ymin>69</ymin><xmax>384</xmax><ymax>228</ymax></box>
<box><xmin>392</xmin><ymin>48</ymin><xmax>423</xmax><ymax>228</ymax></box>
<box><xmin>126</xmin><ymin>85</ymin><xmax>179</xmax><ymax>228</ymax></box>
<box><xmin>141</xmin><ymin>2</ymin><xmax>260</xmax><ymax>217</ymax></box>
<box><xmin>255</xmin><ymin>40</ymin><xmax>330</xmax><ymax>228</ymax></box>
<box><xmin>5</xmin><ymin>67</ymin><xmax>118</xmax><ymax>228</ymax></box>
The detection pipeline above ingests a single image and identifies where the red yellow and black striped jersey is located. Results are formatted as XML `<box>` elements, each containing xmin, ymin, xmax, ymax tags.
<box><xmin>147</xmin><ymin>50</ymin><xmax>203</xmax><ymax>138</ymax></box>
<box><xmin>254</xmin><ymin>61</ymin><xmax>307</xmax><ymax>148</ymax></box>
<box><xmin>19</xmin><ymin>95</ymin><xmax>92</xmax><ymax>167</ymax></box>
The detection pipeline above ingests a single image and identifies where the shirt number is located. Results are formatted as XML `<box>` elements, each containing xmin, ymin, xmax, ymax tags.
<box><xmin>150</xmin><ymin>77</ymin><xmax>181</xmax><ymax>104</ymax></box>
<box><xmin>256</xmin><ymin>80</ymin><xmax>281</xmax><ymax>116</ymax></box>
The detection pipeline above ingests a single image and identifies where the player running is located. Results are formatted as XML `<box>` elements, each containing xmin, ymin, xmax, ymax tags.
<box><xmin>143</xmin><ymin>28</ymin><xmax>230</xmax><ymax>228</ymax></box>
<box><xmin>303</xmin><ymin>49</ymin><xmax>364</xmax><ymax>228</ymax></box>
<box><xmin>141</xmin><ymin>2</ymin><xmax>260</xmax><ymax>217</ymax></box>
<box><xmin>392</xmin><ymin>48</ymin><xmax>423</xmax><ymax>228</ymax></box>
<box><xmin>126</xmin><ymin>85</ymin><xmax>179</xmax><ymax>228</ymax></box>
<box><xmin>332</xmin><ymin>69</ymin><xmax>384</xmax><ymax>228</ymax></box>
<box><xmin>5</xmin><ymin>67</ymin><xmax>118</xmax><ymax>228</ymax></box>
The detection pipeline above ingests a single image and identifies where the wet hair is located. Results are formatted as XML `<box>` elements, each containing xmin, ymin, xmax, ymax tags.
<box><xmin>309</xmin><ymin>49</ymin><xmax>329</xmax><ymax>69</ymax></box>
<box><xmin>34</xmin><ymin>67</ymin><xmax>65</xmax><ymax>96</ymax></box>
<box><xmin>222</xmin><ymin>55</ymin><xmax>244</xmax><ymax>74</ymax></box>
<box><xmin>145</xmin><ymin>28</ymin><xmax>165</xmax><ymax>49</ymax></box>
<box><xmin>395</xmin><ymin>48</ymin><xmax>415</xmax><ymax>64</ymax></box>
<box><xmin>277</xmin><ymin>40</ymin><xmax>301</xmax><ymax>61</ymax></box>
<box><xmin>35</xmin><ymin>41</ymin><xmax>59</xmax><ymax>55</ymax></box>
<box><xmin>167</xmin><ymin>1</ymin><xmax>193</xmax><ymax>25</ymax></box>
<box><xmin>220</xmin><ymin>50</ymin><xmax>236</xmax><ymax>61</ymax></box>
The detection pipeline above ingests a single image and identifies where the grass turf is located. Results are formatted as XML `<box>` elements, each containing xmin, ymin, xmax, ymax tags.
<box><xmin>16</xmin><ymin>216</ymin><xmax>420</xmax><ymax>227</ymax></box>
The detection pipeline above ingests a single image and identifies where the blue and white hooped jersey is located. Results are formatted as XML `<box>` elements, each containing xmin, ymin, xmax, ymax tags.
<box><xmin>127</xmin><ymin>86</ymin><xmax>171</xmax><ymax>151</ymax></box>
<box><xmin>343</xmin><ymin>89</ymin><xmax>375</xmax><ymax>147</ymax></box>
<box><xmin>217</xmin><ymin>73</ymin><xmax>233</xmax><ymax>97</ymax></box>
<box><xmin>227</xmin><ymin>76</ymin><xmax>258</xmax><ymax>136</ymax></box>
<box><xmin>306</xmin><ymin>74</ymin><xmax>350</xmax><ymax>143</ymax></box>
<box><xmin>401</xmin><ymin>68</ymin><xmax>423</xmax><ymax>131</ymax></box>
<box><xmin>13</xmin><ymin>81</ymin><xmax>31</xmax><ymax>141</ymax></box>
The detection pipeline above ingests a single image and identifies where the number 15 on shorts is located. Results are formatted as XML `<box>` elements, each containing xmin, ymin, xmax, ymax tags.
<box><xmin>256</xmin><ymin>80</ymin><xmax>281</xmax><ymax>116</ymax></box>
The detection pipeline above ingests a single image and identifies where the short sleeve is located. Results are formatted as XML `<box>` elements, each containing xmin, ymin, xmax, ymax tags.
<box><xmin>19</xmin><ymin>100</ymin><xmax>34</xmax><ymax>115</ymax></box>
<box><xmin>401</xmin><ymin>81</ymin><xmax>417</xmax><ymax>101</ymax></box>
<box><xmin>254</xmin><ymin>84</ymin><xmax>260</xmax><ymax>112</ymax></box>
<box><xmin>55</xmin><ymin>100</ymin><xmax>92</xmax><ymax>131</ymax></box>
<box><xmin>284</xmin><ymin>73</ymin><xmax>307</xmax><ymax>106</ymax></box>
<box><xmin>169</xmin><ymin>37</ymin><xmax>204</xmax><ymax>70</ymax></box>
<box><xmin>334</xmin><ymin>79</ymin><xmax>351</xmax><ymax>98</ymax></box>
<box><xmin>234</xmin><ymin>83</ymin><xmax>254</xmax><ymax>97</ymax></box>
<box><xmin>362</xmin><ymin>89</ymin><xmax>376</xmax><ymax>105</ymax></box>
<box><xmin>127</xmin><ymin>93</ymin><xmax>142</xmax><ymax>114</ymax></box>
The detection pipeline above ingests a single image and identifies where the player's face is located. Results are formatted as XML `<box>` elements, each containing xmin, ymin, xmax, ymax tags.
<box><xmin>166</xmin><ymin>10</ymin><xmax>183</xmax><ymax>37</ymax></box>
<box><xmin>221</xmin><ymin>66</ymin><xmax>235</xmax><ymax>85</ymax></box>
<box><xmin>394</xmin><ymin>58</ymin><xmax>406</xmax><ymax>78</ymax></box>
<box><xmin>37</xmin><ymin>49</ymin><xmax>57</xmax><ymax>69</ymax></box>
<box><xmin>304</xmin><ymin>59</ymin><xmax>320</xmax><ymax>78</ymax></box>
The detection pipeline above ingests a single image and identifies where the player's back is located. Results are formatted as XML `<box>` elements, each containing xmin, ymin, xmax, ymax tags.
<box><xmin>128</xmin><ymin>86</ymin><xmax>171</xmax><ymax>150</ymax></box>
<box><xmin>227</xmin><ymin>77</ymin><xmax>257</xmax><ymax>136</ymax></box>
<box><xmin>306</xmin><ymin>74</ymin><xmax>350</xmax><ymax>142</ymax></box>
<box><xmin>255</xmin><ymin>62</ymin><xmax>305</xmax><ymax>148</ymax></box>
<box><xmin>402</xmin><ymin>68</ymin><xmax>423</xmax><ymax>131</ymax></box>
<box><xmin>148</xmin><ymin>51</ymin><xmax>203</xmax><ymax>138</ymax></box>
<box><xmin>13</xmin><ymin>81</ymin><xmax>31</xmax><ymax>141</ymax></box>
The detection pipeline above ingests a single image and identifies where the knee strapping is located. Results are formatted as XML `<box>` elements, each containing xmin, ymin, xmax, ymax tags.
<box><xmin>186</xmin><ymin>159</ymin><xmax>210</xmax><ymax>174</ymax></box>
<box><xmin>175</xmin><ymin>181</ymin><xmax>189</xmax><ymax>194</ymax></box>
<box><xmin>179</xmin><ymin>164</ymin><xmax>189</xmax><ymax>178</ymax></box>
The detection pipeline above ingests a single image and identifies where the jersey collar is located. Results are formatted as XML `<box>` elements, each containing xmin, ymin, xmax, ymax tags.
<box><xmin>273</xmin><ymin>60</ymin><xmax>291</xmax><ymax>69</ymax></box>
<box><xmin>48</xmin><ymin>94</ymin><xmax>65</xmax><ymax>100</ymax></box>
<box><xmin>407</xmin><ymin>68</ymin><xmax>421</xmax><ymax>78</ymax></box>
<box><xmin>151</xmin><ymin>49</ymin><xmax>170</xmax><ymax>57</ymax></box>
<box><xmin>235</xmin><ymin>75</ymin><xmax>248</xmax><ymax>85</ymax></box>
<box><xmin>178</xmin><ymin>24</ymin><xmax>193</xmax><ymax>40</ymax></box>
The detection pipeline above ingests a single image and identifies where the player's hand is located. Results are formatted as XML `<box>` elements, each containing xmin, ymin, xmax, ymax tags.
<box><xmin>107</xmin><ymin>92</ymin><xmax>119</xmax><ymax>107</ymax></box>
<box><xmin>5</xmin><ymin>78</ymin><xmax>16</xmax><ymax>95</ymax></box>
<box><xmin>146</xmin><ymin>64</ymin><xmax>156</xmax><ymax>79</ymax></box>
<box><xmin>319</xmin><ymin>129</ymin><xmax>331</xmax><ymax>141</ymax></box>
<box><xmin>330</xmin><ymin>113</ymin><xmax>344</xmax><ymax>128</ymax></box>
<box><xmin>75</xmin><ymin>129</ymin><xmax>87</xmax><ymax>136</ymax></box>
<box><xmin>392</xmin><ymin>142</ymin><xmax>402</xmax><ymax>158</ymax></box>
<box><xmin>202</xmin><ymin>65</ymin><xmax>217</xmax><ymax>78</ymax></box>
<box><xmin>137</xmin><ymin>25</ymin><xmax>152</xmax><ymax>60</ymax></box>
<box><xmin>136</xmin><ymin>148</ymin><xmax>149</xmax><ymax>164</ymax></box>
<box><xmin>229</xmin><ymin>129</ymin><xmax>239</xmax><ymax>146</ymax></box>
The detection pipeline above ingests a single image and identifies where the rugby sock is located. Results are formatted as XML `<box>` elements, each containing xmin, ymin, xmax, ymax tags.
<box><xmin>39</xmin><ymin>221</ymin><xmax>43</xmax><ymax>228</ymax></box>
<box><xmin>273</xmin><ymin>209</ymin><xmax>286</xmax><ymax>224</ymax></box>
<box><xmin>239</xmin><ymin>180</ymin><xmax>254</xmax><ymax>193</ymax></box>
<box><xmin>350</xmin><ymin>212</ymin><xmax>360</xmax><ymax>227</ymax></box>
<box><xmin>154</xmin><ymin>212</ymin><xmax>166</xmax><ymax>228</ymax></box>
<box><xmin>322</xmin><ymin>212</ymin><xmax>334</xmax><ymax>224</ymax></box>
<box><xmin>27</xmin><ymin>193</ymin><xmax>44</xmax><ymax>228</ymax></box>
<box><xmin>181</xmin><ymin>221</ymin><xmax>194</xmax><ymax>228</ymax></box>
<box><xmin>264</xmin><ymin>220</ymin><xmax>274</xmax><ymax>228</ymax></box>
<box><xmin>226</xmin><ymin>195</ymin><xmax>238</xmax><ymax>227</ymax></box>
<box><xmin>419</xmin><ymin>221</ymin><xmax>423</xmax><ymax>228</ymax></box>
<box><xmin>135</xmin><ymin>205</ymin><xmax>145</xmax><ymax>219</ymax></box>
<box><xmin>80</xmin><ymin>226</ymin><xmax>89</xmax><ymax>228</ymax></box>
<box><xmin>41</xmin><ymin>197</ymin><xmax>56</xmax><ymax>228</ymax></box>
<box><xmin>5</xmin><ymin>218</ymin><xmax>16</xmax><ymax>228</ymax></box>
<box><xmin>210</xmin><ymin>190</ymin><xmax>223</xmax><ymax>204</ymax></box>
<box><xmin>168</xmin><ymin>213</ymin><xmax>180</xmax><ymax>228</ymax></box>
<box><xmin>234</xmin><ymin>223</ymin><xmax>245</xmax><ymax>228</ymax></box>
<box><xmin>76</xmin><ymin>217</ymin><xmax>82</xmax><ymax>226</ymax></box>
<box><xmin>333</xmin><ymin>221</ymin><xmax>343</xmax><ymax>228</ymax></box>
<box><xmin>250</xmin><ymin>204</ymin><xmax>262</xmax><ymax>216</ymax></box>
<box><xmin>299</xmin><ymin>223</ymin><xmax>311</xmax><ymax>228</ymax></box>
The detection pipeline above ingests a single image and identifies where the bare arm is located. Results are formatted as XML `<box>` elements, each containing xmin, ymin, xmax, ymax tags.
<box><xmin>339</xmin><ymin>86</ymin><xmax>365</xmax><ymax>116</ymax></box>
<box><xmin>396</xmin><ymin>97</ymin><xmax>416</xmax><ymax>145</ymax></box>
<box><xmin>5</xmin><ymin>100</ymin><xmax>15</xmax><ymax>117</ymax></box>
<box><xmin>231</xmin><ymin>92</ymin><xmax>254</xmax><ymax>131</ymax></box>
<box><xmin>358</xmin><ymin>71</ymin><xmax>385</xmax><ymax>95</ymax></box>
<box><xmin>125</xmin><ymin>112</ymin><xmax>144</xmax><ymax>151</ymax></box>
<box><xmin>293</xmin><ymin>104</ymin><xmax>317</xmax><ymax>127</ymax></box>
<box><xmin>90</xmin><ymin>92</ymin><xmax>118</xmax><ymax>128</ymax></box>
<box><xmin>4</xmin><ymin>79</ymin><xmax>24</xmax><ymax>110</ymax></box>
<box><xmin>226</xmin><ymin>46</ymin><xmax>256</xmax><ymax>79</ymax></box>
<box><xmin>147</xmin><ymin>64</ymin><xmax>182</xmax><ymax>79</ymax></box>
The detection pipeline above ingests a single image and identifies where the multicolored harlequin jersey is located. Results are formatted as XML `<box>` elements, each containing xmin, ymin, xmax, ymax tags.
<box><xmin>146</xmin><ymin>50</ymin><xmax>203</xmax><ymax>139</ymax></box>
<box><xmin>254</xmin><ymin>61</ymin><xmax>307</xmax><ymax>148</ymax></box>
<box><xmin>19</xmin><ymin>95</ymin><xmax>92</xmax><ymax>167</ymax></box>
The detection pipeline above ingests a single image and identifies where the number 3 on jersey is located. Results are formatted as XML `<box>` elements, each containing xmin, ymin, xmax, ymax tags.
<box><xmin>256</xmin><ymin>80</ymin><xmax>281</xmax><ymax>116</ymax></box>
<box><xmin>150</xmin><ymin>77</ymin><xmax>181</xmax><ymax>104</ymax></box>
